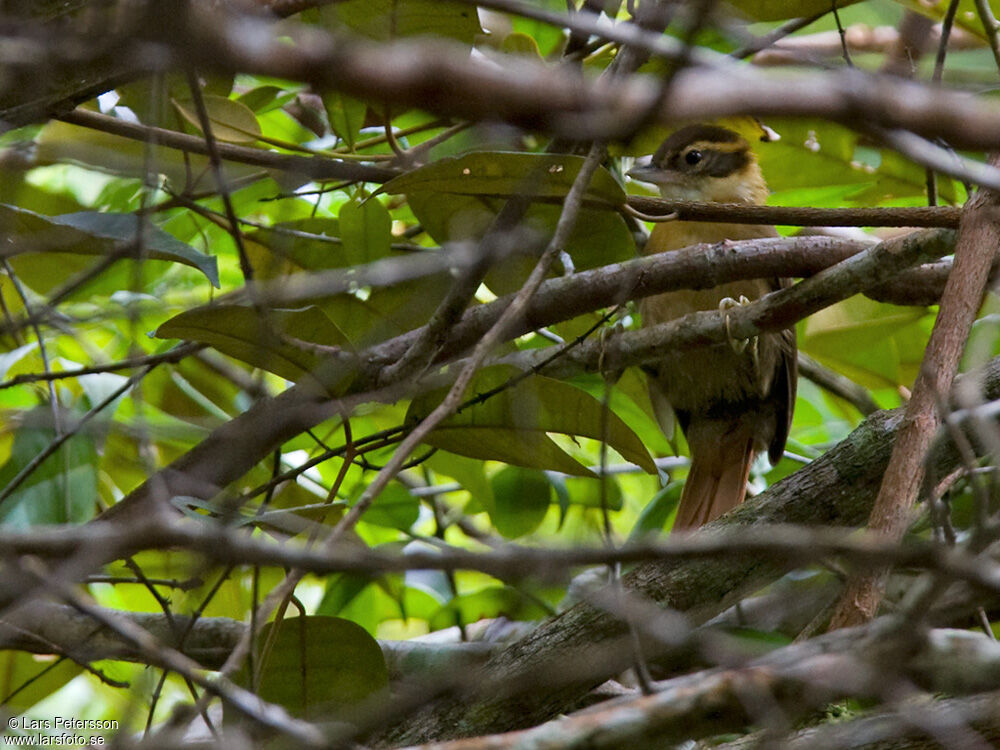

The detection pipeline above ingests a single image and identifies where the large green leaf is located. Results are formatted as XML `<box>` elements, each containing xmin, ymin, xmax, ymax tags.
<box><xmin>353</xmin><ymin>483</ymin><xmax>420</xmax><ymax>530</ymax></box>
<box><xmin>800</xmin><ymin>295</ymin><xmax>931</xmax><ymax>388</ymax></box>
<box><xmin>234</xmin><ymin>616</ymin><xmax>387</xmax><ymax>720</ymax></box>
<box><xmin>383</xmin><ymin>152</ymin><xmax>626</xmax><ymax>206</ymax></box>
<box><xmin>319</xmin><ymin>0</ymin><xmax>483</xmax><ymax>43</ymax></box>
<box><xmin>629</xmin><ymin>482</ymin><xmax>683</xmax><ymax>541</ymax></box>
<box><xmin>155</xmin><ymin>304</ymin><xmax>353</xmax><ymax>384</ymax></box>
<box><xmin>339</xmin><ymin>197</ymin><xmax>392</xmax><ymax>265</ymax></box>
<box><xmin>757</xmin><ymin>120</ymin><xmax>955</xmax><ymax>205</ymax></box>
<box><xmin>0</xmin><ymin>205</ymin><xmax>219</xmax><ymax>289</ymax></box>
<box><xmin>323</xmin><ymin>92</ymin><xmax>367</xmax><ymax>149</ymax></box>
<box><xmin>488</xmin><ymin>466</ymin><xmax>552</xmax><ymax>538</ymax></box>
<box><xmin>0</xmin><ymin>653</ymin><xmax>83</xmax><ymax>716</ymax></box>
<box><xmin>406</xmin><ymin>366</ymin><xmax>656</xmax><ymax>477</ymax></box>
<box><xmin>0</xmin><ymin>414</ymin><xmax>98</xmax><ymax>528</ymax></box>
<box><xmin>407</xmin><ymin>193</ymin><xmax>634</xmax><ymax>295</ymax></box>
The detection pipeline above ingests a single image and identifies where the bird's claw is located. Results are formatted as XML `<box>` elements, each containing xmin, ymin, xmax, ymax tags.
<box><xmin>719</xmin><ymin>295</ymin><xmax>760</xmax><ymax>372</ymax></box>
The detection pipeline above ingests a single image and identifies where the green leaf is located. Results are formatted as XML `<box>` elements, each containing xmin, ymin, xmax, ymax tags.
<box><xmin>407</xmin><ymin>194</ymin><xmax>633</xmax><ymax>295</ymax></box>
<box><xmin>508</xmin><ymin>0</ymin><xmax>566</xmax><ymax>56</ymax></box>
<box><xmin>758</xmin><ymin>120</ymin><xmax>950</xmax><ymax>205</ymax></box>
<box><xmin>237</xmin><ymin>85</ymin><xmax>297</xmax><ymax>115</ymax></box>
<box><xmin>484</xmin><ymin>206</ymin><xmax>635</xmax><ymax>295</ymax></box>
<box><xmin>426</xmin><ymin>450</ymin><xmax>493</xmax><ymax>510</ymax></box>
<box><xmin>155</xmin><ymin>304</ymin><xmax>353</xmax><ymax>384</ymax></box>
<box><xmin>245</xmin><ymin>218</ymin><xmax>345</xmax><ymax>279</ymax></box>
<box><xmin>406</xmin><ymin>191</ymin><xmax>496</xmax><ymax>242</ymax></box>
<box><xmin>339</xmin><ymin>197</ymin><xmax>392</xmax><ymax>265</ymax></box>
<box><xmin>0</xmin><ymin>413</ymin><xmax>98</xmax><ymax>528</ymax></box>
<box><xmin>628</xmin><ymin>482</ymin><xmax>683</xmax><ymax>541</ymax></box>
<box><xmin>500</xmin><ymin>32</ymin><xmax>545</xmax><ymax>62</ymax></box>
<box><xmin>801</xmin><ymin>295</ymin><xmax>931</xmax><ymax>388</ymax></box>
<box><xmin>0</xmin><ymin>205</ymin><xmax>219</xmax><ymax>289</ymax></box>
<box><xmin>429</xmin><ymin>585</ymin><xmax>549</xmax><ymax>630</ymax></box>
<box><xmin>317</xmin><ymin>574</ymin><xmax>374</xmax><ymax>619</ymax></box>
<box><xmin>0</xmin><ymin>652</ymin><xmax>82</xmax><ymax>715</ymax></box>
<box><xmin>488</xmin><ymin>466</ymin><xmax>551</xmax><ymax>538</ymax></box>
<box><xmin>355</xmin><ymin>484</ymin><xmax>420</xmax><ymax>530</ymax></box>
<box><xmin>53</xmin><ymin>211</ymin><xmax>220</xmax><ymax>285</ymax></box>
<box><xmin>172</xmin><ymin>94</ymin><xmax>263</xmax><ymax>145</ymax></box>
<box><xmin>563</xmin><ymin>475</ymin><xmax>623</xmax><ymax>511</ymax></box>
<box><xmin>406</xmin><ymin>366</ymin><xmax>656</xmax><ymax>477</ymax></box>
<box><xmin>323</xmin><ymin>92</ymin><xmax>367</xmax><ymax>149</ymax></box>
<box><xmin>320</xmin><ymin>0</ymin><xmax>483</xmax><ymax>43</ymax></box>
<box><xmin>383</xmin><ymin>152</ymin><xmax>626</xmax><ymax>206</ymax></box>
<box><xmin>235</xmin><ymin>616</ymin><xmax>387</xmax><ymax>720</ymax></box>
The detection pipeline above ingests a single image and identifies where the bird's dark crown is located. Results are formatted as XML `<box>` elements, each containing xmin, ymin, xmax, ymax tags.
<box><xmin>652</xmin><ymin>124</ymin><xmax>751</xmax><ymax>178</ymax></box>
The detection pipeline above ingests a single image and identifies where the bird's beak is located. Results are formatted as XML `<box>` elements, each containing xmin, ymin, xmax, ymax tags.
<box><xmin>626</xmin><ymin>162</ymin><xmax>669</xmax><ymax>185</ymax></box>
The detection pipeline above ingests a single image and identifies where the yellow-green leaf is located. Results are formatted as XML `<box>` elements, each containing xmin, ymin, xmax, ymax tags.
<box><xmin>172</xmin><ymin>94</ymin><xmax>263</xmax><ymax>145</ymax></box>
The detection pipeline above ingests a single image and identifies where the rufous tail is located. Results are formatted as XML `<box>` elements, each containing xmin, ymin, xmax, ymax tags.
<box><xmin>673</xmin><ymin>420</ymin><xmax>756</xmax><ymax>531</ymax></box>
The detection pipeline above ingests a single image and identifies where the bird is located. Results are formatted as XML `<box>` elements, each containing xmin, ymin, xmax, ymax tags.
<box><xmin>627</xmin><ymin>124</ymin><xmax>797</xmax><ymax>531</ymax></box>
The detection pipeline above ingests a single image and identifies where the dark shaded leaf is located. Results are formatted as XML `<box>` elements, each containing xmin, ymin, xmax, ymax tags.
<box><xmin>0</xmin><ymin>205</ymin><xmax>219</xmax><ymax>288</ymax></box>
<box><xmin>320</xmin><ymin>0</ymin><xmax>483</xmax><ymax>43</ymax></box>
<box><xmin>406</xmin><ymin>366</ymin><xmax>656</xmax><ymax>477</ymax></box>
<box><xmin>383</xmin><ymin>152</ymin><xmax>625</xmax><ymax>206</ymax></box>
<box><xmin>234</xmin><ymin>616</ymin><xmax>387</xmax><ymax>719</ymax></box>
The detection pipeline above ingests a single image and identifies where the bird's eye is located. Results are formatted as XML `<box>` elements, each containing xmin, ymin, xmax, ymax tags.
<box><xmin>684</xmin><ymin>149</ymin><xmax>702</xmax><ymax>166</ymax></box>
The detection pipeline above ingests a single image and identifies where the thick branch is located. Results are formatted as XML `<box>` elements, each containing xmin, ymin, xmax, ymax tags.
<box><xmin>368</xmin><ymin>356</ymin><xmax>1000</xmax><ymax>745</ymax></box>
<box><xmin>399</xmin><ymin>624</ymin><xmax>1000</xmax><ymax>750</ymax></box>
<box><xmin>56</xmin><ymin>109</ymin><xmax>398</xmax><ymax>184</ymax></box>
<box><xmin>829</xmin><ymin>161</ymin><xmax>1000</xmax><ymax>630</ymax></box>
<box><xmin>101</xmin><ymin>229</ymin><xmax>954</xmax><ymax>525</ymax></box>
<box><xmin>7</xmin><ymin>10</ymin><xmax>1000</xmax><ymax>152</ymax></box>
<box><xmin>0</xmin><ymin>601</ymin><xmax>492</xmax><ymax>678</ymax></box>
<box><xmin>5</xmin><ymin>356</ymin><xmax>1000</xmax><ymax>743</ymax></box>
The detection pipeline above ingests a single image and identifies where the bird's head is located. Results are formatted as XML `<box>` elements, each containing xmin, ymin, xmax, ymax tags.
<box><xmin>627</xmin><ymin>124</ymin><xmax>768</xmax><ymax>205</ymax></box>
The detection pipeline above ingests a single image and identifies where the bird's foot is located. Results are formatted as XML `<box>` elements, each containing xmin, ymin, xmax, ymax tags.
<box><xmin>718</xmin><ymin>296</ymin><xmax>759</xmax><ymax>371</ymax></box>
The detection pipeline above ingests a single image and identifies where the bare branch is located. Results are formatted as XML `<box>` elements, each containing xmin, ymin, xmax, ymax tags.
<box><xmin>830</xmin><ymin>159</ymin><xmax>1000</xmax><ymax>629</ymax></box>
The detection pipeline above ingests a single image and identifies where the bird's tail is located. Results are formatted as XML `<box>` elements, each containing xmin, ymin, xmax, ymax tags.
<box><xmin>673</xmin><ymin>420</ymin><xmax>756</xmax><ymax>531</ymax></box>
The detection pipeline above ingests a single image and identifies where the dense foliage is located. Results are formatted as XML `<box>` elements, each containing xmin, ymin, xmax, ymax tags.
<box><xmin>1</xmin><ymin>0</ymin><xmax>999</xmax><ymax>747</ymax></box>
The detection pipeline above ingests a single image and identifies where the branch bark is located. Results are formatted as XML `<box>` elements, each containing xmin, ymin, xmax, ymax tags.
<box><xmin>829</xmin><ymin>159</ymin><xmax>1000</xmax><ymax>630</ymax></box>
<box><xmin>367</xmin><ymin>356</ymin><xmax>1000</xmax><ymax>746</ymax></box>
<box><xmin>7</xmin><ymin>7</ymin><xmax>1000</xmax><ymax>152</ymax></box>
<box><xmin>395</xmin><ymin>624</ymin><xmax>1000</xmax><ymax>750</ymax></box>
<box><xmin>99</xmin><ymin>229</ymin><xmax>954</xmax><ymax>525</ymax></box>
<box><xmin>0</xmin><ymin>601</ymin><xmax>493</xmax><ymax>679</ymax></box>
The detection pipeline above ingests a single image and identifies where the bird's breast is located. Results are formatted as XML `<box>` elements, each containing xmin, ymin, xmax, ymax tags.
<box><xmin>641</xmin><ymin>220</ymin><xmax>782</xmax><ymax>415</ymax></box>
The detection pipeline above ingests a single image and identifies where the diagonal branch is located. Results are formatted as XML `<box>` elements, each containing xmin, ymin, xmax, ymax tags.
<box><xmin>367</xmin><ymin>354</ymin><xmax>1000</xmax><ymax>745</ymax></box>
<box><xmin>101</xmin><ymin>228</ymin><xmax>955</xmax><ymax>525</ymax></box>
<box><xmin>829</xmin><ymin>159</ymin><xmax>1000</xmax><ymax>630</ymax></box>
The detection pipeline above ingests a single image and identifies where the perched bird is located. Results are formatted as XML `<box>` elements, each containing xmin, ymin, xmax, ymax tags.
<box><xmin>627</xmin><ymin>124</ymin><xmax>796</xmax><ymax>531</ymax></box>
